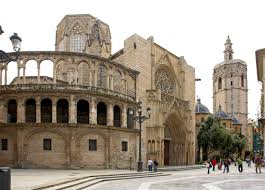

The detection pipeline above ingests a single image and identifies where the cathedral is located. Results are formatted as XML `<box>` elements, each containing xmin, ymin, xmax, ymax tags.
<box><xmin>0</xmin><ymin>14</ymin><xmax>195</xmax><ymax>169</ymax></box>
<box><xmin>213</xmin><ymin>36</ymin><xmax>248</xmax><ymax>137</ymax></box>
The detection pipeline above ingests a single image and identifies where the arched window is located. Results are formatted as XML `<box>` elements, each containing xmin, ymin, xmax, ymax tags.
<box><xmin>7</xmin><ymin>99</ymin><xmax>17</xmax><ymax>123</ymax></box>
<box><xmin>97</xmin><ymin>102</ymin><xmax>107</xmax><ymax>125</ymax></box>
<box><xmin>77</xmin><ymin>62</ymin><xmax>90</xmax><ymax>85</ymax></box>
<box><xmin>77</xmin><ymin>100</ymin><xmax>89</xmax><ymax>124</ymax></box>
<box><xmin>218</xmin><ymin>77</ymin><xmax>222</xmax><ymax>90</ymax></box>
<box><xmin>113</xmin><ymin>105</ymin><xmax>121</xmax><ymax>127</ymax></box>
<box><xmin>97</xmin><ymin>65</ymin><xmax>107</xmax><ymax>88</ymax></box>
<box><xmin>241</xmin><ymin>75</ymin><xmax>244</xmax><ymax>87</ymax></box>
<box><xmin>41</xmin><ymin>98</ymin><xmax>52</xmax><ymax>123</ymax></box>
<box><xmin>127</xmin><ymin>107</ymin><xmax>134</xmax><ymax>129</ymax></box>
<box><xmin>127</xmin><ymin>75</ymin><xmax>136</xmax><ymax>98</ymax></box>
<box><xmin>113</xmin><ymin>70</ymin><xmax>122</xmax><ymax>93</ymax></box>
<box><xmin>25</xmin><ymin>99</ymin><xmax>36</xmax><ymax>123</ymax></box>
<box><xmin>57</xmin><ymin>99</ymin><xmax>69</xmax><ymax>123</ymax></box>
<box><xmin>70</xmin><ymin>22</ymin><xmax>86</xmax><ymax>53</ymax></box>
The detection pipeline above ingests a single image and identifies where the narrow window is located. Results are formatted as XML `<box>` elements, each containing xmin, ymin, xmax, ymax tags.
<box><xmin>43</xmin><ymin>139</ymin><xmax>52</xmax><ymax>150</ymax></box>
<box><xmin>89</xmin><ymin>139</ymin><xmax>97</xmax><ymax>151</ymax></box>
<box><xmin>231</xmin><ymin>81</ymin><xmax>233</xmax><ymax>86</ymax></box>
<box><xmin>134</xmin><ymin>42</ymin><xmax>137</xmax><ymax>49</ymax></box>
<box><xmin>122</xmin><ymin>141</ymin><xmax>128</xmax><ymax>151</ymax></box>
<box><xmin>241</xmin><ymin>75</ymin><xmax>244</xmax><ymax>87</ymax></box>
<box><xmin>201</xmin><ymin>117</ymin><xmax>204</xmax><ymax>123</ymax></box>
<box><xmin>1</xmin><ymin>139</ymin><xmax>8</xmax><ymax>150</ymax></box>
<box><xmin>218</xmin><ymin>77</ymin><xmax>222</xmax><ymax>90</ymax></box>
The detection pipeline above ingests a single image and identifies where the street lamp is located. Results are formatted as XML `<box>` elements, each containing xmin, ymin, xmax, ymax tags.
<box><xmin>131</xmin><ymin>100</ymin><xmax>151</xmax><ymax>172</ymax></box>
<box><xmin>0</xmin><ymin>25</ymin><xmax>22</xmax><ymax>62</ymax></box>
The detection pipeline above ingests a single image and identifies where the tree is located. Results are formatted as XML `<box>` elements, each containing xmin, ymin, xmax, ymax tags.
<box><xmin>197</xmin><ymin>115</ymin><xmax>246</xmax><ymax>159</ymax></box>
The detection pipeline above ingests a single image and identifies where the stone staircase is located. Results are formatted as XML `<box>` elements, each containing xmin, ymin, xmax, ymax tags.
<box><xmin>158</xmin><ymin>165</ymin><xmax>205</xmax><ymax>172</ymax></box>
<box><xmin>32</xmin><ymin>172</ymin><xmax>170</xmax><ymax>190</ymax></box>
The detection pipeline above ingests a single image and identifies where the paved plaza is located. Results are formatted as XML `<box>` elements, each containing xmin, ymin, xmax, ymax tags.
<box><xmin>11</xmin><ymin>163</ymin><xmax>265</xmax><ymax>190</ymax></box>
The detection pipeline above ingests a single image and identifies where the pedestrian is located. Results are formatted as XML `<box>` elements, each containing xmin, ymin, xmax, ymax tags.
<box><xmin>211</xmin><ymin>158</ymin><xmax>217</xmax><ymax>171</ymax></box>
<box><xmin>153</xmin><ymin>159</ymin><xmax>159</xmax><ymax>172</ymax></box>
<box><xmin>237</xmin><ymin>157</ymin><xmax>243</xmax><ymax>173</ymax></box>
<box><xmin>223</xmin><ymin>158</ymin><xmax>230</xmax><ymax>173</ymax></box>
<box><xmin>255</xmin><ymin>154</ymin><xmax>262</xmax><ymax>174</ymax></box>
<box><xmin>147</xmin><ymin>159</ymin><xmax>153</xmax><ymax>172</ymax></box>
<box><xmin>246</xmin><ymin>156</ymin><xmax>251</xmax><ymax>167</ymax></box>
<box><xmin>205</xmin><ymin>159</ymin><xmax>211</xmax><ymax>174</ymax></box>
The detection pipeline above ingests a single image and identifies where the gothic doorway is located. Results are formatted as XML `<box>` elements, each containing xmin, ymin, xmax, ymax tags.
<box><xmin>164</xmin><ymin>140</ymin><xmax>170</xmax><ymax>165</ymax></box>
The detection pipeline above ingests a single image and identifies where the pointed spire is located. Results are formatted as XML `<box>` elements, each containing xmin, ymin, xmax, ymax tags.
<box><xmin>224</xmin><ymin>35</ymin><xmax>233</xmax><ymax>62</ymax></box>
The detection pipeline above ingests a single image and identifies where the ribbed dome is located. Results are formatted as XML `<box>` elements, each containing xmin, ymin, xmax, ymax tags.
<box><xmin>232</xmin><ymin>116</ymin><xmax>241</xmax><ymax>124</ymax></box>
<box><xmin>215</xmin><ymin>105</ymin><xmax>229</xmax><ymax>119</ymax></box>
<box><xmin>195</xmin><ymin>99</ymin><xmax>210</xmax><ymax>113</ymax></box>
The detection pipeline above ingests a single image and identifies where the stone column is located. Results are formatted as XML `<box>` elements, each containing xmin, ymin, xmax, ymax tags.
<box><xmin>0</xmin><ymin>69</ymin><xmax>2</xmax><ymax>85</ymax></box>
<box><xmin>17</xmin><ymin>67</ymin><xmax>20</xmax><ymax>84</ymax></box>
<box><xmin>94</xmin><ymin>69</ymin><xmax>98</xmax><ymax>87</ymax></box>
<box><xmin>107</xmin><ymin>102</ymin><xmax>113</xmax><ymax>126</ymax></box>
<box><xmin>23</xmin><ymin>68</ymin><xmax>26</xmax><ymax>84</ymax></box>
<box><xmin>0</xmin><ymin>98</ymin><xmax>6</xmax><ymax>123</ymax></box>
<box><xmin>17</xmin><ymin>98</ymin><xmax>25</xmax><ymax>123</ymax></box>
<box><xmin>36</xmin><ymin>97</ymin><xmax>41</xmax><ymax>123</ymax></box>
<box><xmin>110</xmin><ymin>75</ymin><xmax>114</xmax><ymax>90</ymax></box>
<box><xmin>69</xmin><ymin>95</ymin><xmax>77</xmax><ymax>123</ymax></box>
<box><xmin>122</xmin><ymin>104</ymin><xmax>127</xmax><ymax>128</ymax></box>
<box><xmin>53</xmin><ymin>62</ymin><xmax>56</xmax><ymax>84</ymax></box>
<box><xmin>37</xmin><ymin>61</ymin><xmax>41</xmax><ymax>84</ymax></box>
<box><xmin>89</xmin><ymin>70</ymin><xmax>92</xmax><ymax>86</ymax></box>
<box><xmin>52</xmin><ymin>100</ymin><xmax>57</xmax><ymax>123</ymax></box>
<box><xmin>4</xmin><ymin>68</ymin><xmax>7</xmax><ymax>85</ymax></box>
<box><xmin>90</xmin><ymin>98</ymin><xmax>97</xmax><ymax>124</ymax></box>
<box><xmin>106</xmin><ymin>73</ymin><xmax>109</xmax><ymax>90</ymax></box>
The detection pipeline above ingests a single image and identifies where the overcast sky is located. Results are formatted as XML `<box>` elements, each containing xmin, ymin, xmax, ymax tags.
<box><xmin>0</xmin><ymin>0</ymin><xmax>264</xmax><ymax>119</ymax></box>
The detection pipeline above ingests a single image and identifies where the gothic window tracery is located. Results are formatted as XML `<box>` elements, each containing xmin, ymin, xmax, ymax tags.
<box><xmin>97</xmin><ymin>64</ymin><xmax>107</xmax><ymax>88</ymax></box>
<box><xmin>113</xmin><ymin>70</ymin><xmax>122</xmax><ymax>93</ymax></box>
<box><xmin>155</xmin><ymin>69</ymin><xmax>175</xmax><ymax>95</ymax></box>
<box><xmin>78</xmin><ymin>62</ymin><xmax>90</xmax><ymax>85</ymax></box>
<box><xmin>70</xmin><ymin>22</ymin><xmax>87</xmax><ymax>53</ymax></box>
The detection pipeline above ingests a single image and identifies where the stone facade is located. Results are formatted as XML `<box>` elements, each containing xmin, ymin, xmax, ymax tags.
<box><xmin>213</xmin><ymin>37</ymin><xmax>248</xmax><ymax>137</ymax></box>
<box><xmin>0</xmin><ymin>14</ymin><xmax>196</xmax><ymax>168</ymax></box>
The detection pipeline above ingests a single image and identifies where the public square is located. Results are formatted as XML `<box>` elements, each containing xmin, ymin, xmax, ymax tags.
<box><xmin>12</xmin><ymin>163</ymin><xmax>265</xmax><ymax>190</ymax></box>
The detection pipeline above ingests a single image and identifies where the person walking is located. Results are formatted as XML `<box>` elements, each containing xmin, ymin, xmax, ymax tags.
<box><xmin>205</xmin><ymin>159</ymin><xmax>211</xmax><ymax>174</ymax></box>
<box><xmin>153</xmin><ymin>159</ymin><xmax>159</xmax><ymax>172</ymax></box>
<box><xmin>223</xmin><ymin>158</ymin><xmax>230</xmax><ymax>173</ymax></box>
<box><xmin>255</xmin><ymin>154</ymin><xmax>262</xmax><ymax>174</ymax></box>
<box><xmin>211</xmin><ymin>158</ymin><xmax>217</xmax><ymax>171</ymax></box>
<box><xmin>147</xmin><ymin>159</ymin><xmax>153</xmax><ymax>172</ymax></box>
<box><xmin>237</xmin><ymin>157</ymin><xmax>243</xmax><ymax>173</ymax></box>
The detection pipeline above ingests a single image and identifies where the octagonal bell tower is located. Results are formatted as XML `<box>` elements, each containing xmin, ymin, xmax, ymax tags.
<box><xmin>213</xmin><ymin>36</ymin><xmax>248</xmax><ymax>136</ymax></box>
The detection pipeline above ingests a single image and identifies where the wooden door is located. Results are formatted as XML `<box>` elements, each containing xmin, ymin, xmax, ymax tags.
<box><xmin>164</xmin><ymin>140</ymin><xmax>170</xmax><ymax>165</ymax></box>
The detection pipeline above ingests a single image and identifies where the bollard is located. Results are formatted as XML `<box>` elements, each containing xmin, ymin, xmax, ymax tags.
<box><xmin>0</xmin><ymin>167</ymin><xmax>11</xmax><ymax>190</ymax></box>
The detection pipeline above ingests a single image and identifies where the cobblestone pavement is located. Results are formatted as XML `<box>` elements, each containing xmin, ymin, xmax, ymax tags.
<box><xmin>90</xmin><ymin>163</ymin><xmax>265</xmax><ymax>190</ymax></box>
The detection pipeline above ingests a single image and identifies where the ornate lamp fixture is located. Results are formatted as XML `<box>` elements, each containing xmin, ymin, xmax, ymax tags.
<box><xmin>0</xmin><ymin>26</ymin><xmax>22</xmax><ymax>62</ymax></box>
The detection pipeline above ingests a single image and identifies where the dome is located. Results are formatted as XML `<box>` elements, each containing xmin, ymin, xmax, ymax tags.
<box><xmin>195</xmin><ymin>99</ymin><xmax>210</xmax><ymax>113</ymax></box>
<box><xmin>215</xmin><ymin>105</ymin><xmax>229</xmax><ymax>119</ymax></box>
<box><xmin>232</xmin><ymin>116</ymin><xmax>241</xmax><ymax>124</ymax></box>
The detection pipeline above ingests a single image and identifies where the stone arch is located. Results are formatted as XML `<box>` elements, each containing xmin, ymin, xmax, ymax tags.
<box><xmin>25</xmin><ymin>98</ymin><xmax>36</xmax><ymax>123</ymax></box>
<box><xmin>127</xmin><ymin>107</ymin><xmax>134</xmax><ymax>129</ymax></box>
<box><xmin>97</xmin><ymin>102</ymin><xmax>107</xmax><ymax>125</ymax></box>
<box><xmin>77</xmin><ymin>61</ymin><xmax>90</xmax><ymax>85</ymax></box>
<box><xmin>7</xmin><ymin>99</ymin><xmax>17</xmax><ymax>123</ymax></box>
<box><xmin>151</xmin><ymin>140</ymin><xmax>155</xmax><ymax>153</ymax></box>
<box><xmin>77</xmin><ymin>99</ymin><xmax>89</xmax><ymax>124</ymax></box>
<box><xmin>76</xmin><ymin>131</ymin><xmax>108</xmax><ymax>168</ymax></box>
<box><xmin>41</xmin><ymin>98</ymin><xmax>52</xmax><ymax>123</ymax></box>
<box><xmin>113</xmin><ymin>105</ymin><xmax>121</xmax><ymax>127</ymax></box>
<box><xmin>163</xmin><ymin>111</ymin><xmax>188</xmax><ymax>166</ymax></box>
<box><xmin>57</xmin><ymin>99</ymin><xmax>69</xmax><ymax>123</ymax></box>
<box><xmin>25</xmin><ymin>60</ymin><xmax>38</xmax><ymax>76</ymax></box>
<box><xmin>23</xmin><ymin>129</ymin><xmax>68</xmax><ymax>168</ymax></box>
<box><xmin>97</xmin><ymin>64</ymin><xmax>108</xmax><ymax>88</ymax></box>
<box><xmin>40</xmin><ymin>60</ymin><xmax>54</xmax><ymax>78</ymax></box>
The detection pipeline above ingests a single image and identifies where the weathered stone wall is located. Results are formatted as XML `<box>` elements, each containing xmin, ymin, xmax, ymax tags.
<box><xmin>0</xmin><ymin>125</ymin><xmax>137</xmax><ymax>169</ymax></box>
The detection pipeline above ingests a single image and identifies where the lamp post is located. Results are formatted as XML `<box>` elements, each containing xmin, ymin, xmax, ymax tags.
<box><xmin>0</xmin><ymin>25</ymin><xmax>22</xmax><ymax>62</ymax></box>
<box><xmin>131</xmin><ymin>100</ymin><xmax>151</xmax><ymax>172</ymax></box>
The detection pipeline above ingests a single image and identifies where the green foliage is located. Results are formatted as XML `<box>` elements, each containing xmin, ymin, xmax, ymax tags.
<box><xmin>197</xmin><ymin>116</ymin><xmax>246</xmax><ymax>159</ymax></box>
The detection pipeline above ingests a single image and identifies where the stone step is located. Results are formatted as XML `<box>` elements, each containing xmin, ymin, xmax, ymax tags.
<box><xmin>33</xmin><ymin>172</ymin><xmax>170</xmax><ymax>190</ymax></box>
<box><xmin>158</xmin><ymin>165</ymin><xmax>205</xmax><ymax>171</ymax></box>
<box><xmin>64</xmin><ymin>173</ymin><xmax>170</xmax><ymax>190</ymax></box>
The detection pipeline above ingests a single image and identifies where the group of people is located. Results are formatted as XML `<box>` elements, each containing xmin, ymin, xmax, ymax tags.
<box><xmin>205</xmin><ymin>154</ymin><xmax>263</xmax><ymax>174</ymax></box>
<box><xmin>147</xmin><ymin>159</ymin><xmax>159</xmax><ymax>172</ymax></box>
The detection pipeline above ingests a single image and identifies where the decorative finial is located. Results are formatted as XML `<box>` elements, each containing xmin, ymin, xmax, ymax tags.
<box><xmin>224</xmin><ymin>35</ymin><xmax>233</xmax><ymax>62</ymax></box>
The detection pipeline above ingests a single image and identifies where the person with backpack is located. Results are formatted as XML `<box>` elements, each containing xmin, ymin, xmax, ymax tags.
<box><xmin>255</xmin><ymin>154</ymin><xmax>262</xmax><ymax>174</ymax></box>
<box><xmin>205</xmin><ymin>159</ymin><xmax>211</xmax><ymax>174</ymax></box>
